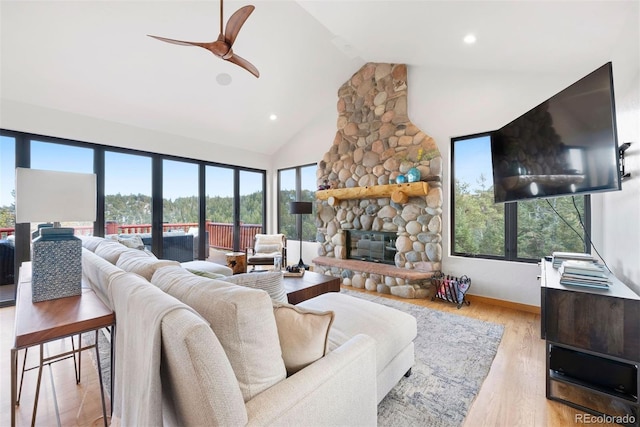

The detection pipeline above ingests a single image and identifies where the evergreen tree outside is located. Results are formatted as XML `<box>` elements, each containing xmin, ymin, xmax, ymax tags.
<box><xmin>104</xmin><ymin>193</ymin><xmax>264</xmax><ymax>226</ymax></box>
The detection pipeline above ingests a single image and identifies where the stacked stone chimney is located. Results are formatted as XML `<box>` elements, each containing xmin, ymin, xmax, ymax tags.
<box><xmin>313</xmin><ymin>63</ymin><xmax>443</xmax><ymax>297</ymax></box>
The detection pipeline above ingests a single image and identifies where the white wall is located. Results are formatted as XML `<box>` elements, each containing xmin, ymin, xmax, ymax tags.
<box><xmin>598</xmin><ymin>16</ymin><xmax>640</xmax><ymax>296</ymax></box>
<box><xmin>272</xmin><ymin>61</ymin><xmax>640</xmax><ymax>307</ymax></box>
<box><xmin>0</xmin><ymin>99</ymin><xmax>271</xmax><ymax>170</ymax></box>
<box><xmin>599</xmin><ymin>72</ymin><xmax>640</xmax><ymax>295</ymax></box>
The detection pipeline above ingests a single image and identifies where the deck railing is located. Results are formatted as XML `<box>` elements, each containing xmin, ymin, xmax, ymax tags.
<box><xmin>0</xmin><ymin>228</ymin><xmax>15</xmax><ymax>240</ymax></box>
<box><xmin>0</xmin><ymin>222</ymin><xmax>263</xmax><ymax>251</ymax></box>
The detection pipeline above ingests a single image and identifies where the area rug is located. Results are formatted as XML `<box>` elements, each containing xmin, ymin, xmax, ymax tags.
<box><xmin>341</xmin><ymin>288</ymin><xmax>504</xmax><ymax>427</ymax></box>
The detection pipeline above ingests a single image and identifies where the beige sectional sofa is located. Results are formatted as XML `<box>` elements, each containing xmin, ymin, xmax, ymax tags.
<box><xmin>80</xmin><ymin>236</ymin><xmax>416</xmax><ymax>426</ymax></box>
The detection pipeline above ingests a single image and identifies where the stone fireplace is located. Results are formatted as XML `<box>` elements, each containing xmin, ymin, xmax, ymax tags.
<box><xmin>312</xmin><ymin>63</ymin><xmax>443</xmax><ymax>299</ymax></box>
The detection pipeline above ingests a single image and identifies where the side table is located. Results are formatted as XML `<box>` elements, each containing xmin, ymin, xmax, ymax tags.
<box><xmin>11</xmin><ymin>262</ymin><xmax>115</xmax><ymax>427</ymax></box>
<box><xmin>225</xmin><ymin>252</ymin><xmax>247</xmax><ymax>275</ymax></box>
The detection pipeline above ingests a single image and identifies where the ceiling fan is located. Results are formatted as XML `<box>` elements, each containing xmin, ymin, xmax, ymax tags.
<box><xmin>148</xmin><ymin>0</ymin><xmax>259</xmax><ymax>78</ymax></box>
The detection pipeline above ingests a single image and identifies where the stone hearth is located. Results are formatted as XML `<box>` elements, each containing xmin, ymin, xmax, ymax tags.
<box><xmin>314</xmin><ymin>63</ymin><xmax>442</xmax><ymax>299</ymax></box>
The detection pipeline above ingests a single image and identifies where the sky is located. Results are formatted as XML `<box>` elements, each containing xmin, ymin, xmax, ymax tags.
<box><xmin>453</xmin><ymin>134</ymin><xmax>495</xmax><ymax>193</ymax></box>
<box><xmin>0</xmin><ymin>137</ymin><xmax>264</xmax><ymax>207</ymax></box>
<box><xmin>1</xmin><ymin>135</ymin><xmax>493</xmax><ymax>207</ymax></box>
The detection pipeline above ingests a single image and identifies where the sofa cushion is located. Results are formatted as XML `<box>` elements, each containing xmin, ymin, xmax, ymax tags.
<box><xmin>95</xmin><ymin>240</ymin><xmax>135</xmax><ymax>264</ymax></box>
<box><xmin>81</xmin><ymin>248</ymin><xmax>127</xmax><ymax>309</ymax></box>
<box><xmin>116</xmin><ymin>250</ymin><xmax>180</xmax><ymax>281</ymax></box>
<box><xmin>151</xmin><ymin>266</ymin><xmax>286</xmax><ymax>402</ymax></box>
<box><xmin>298</xmin><ymin>292</ymin><xmax>417</xmax><ymax>377</ymax></box>
<box><xmin>79</xmin><ymin>236</ymin><xmax>105</xmax><ymax>252</ymax></box>
<box><xmin>272</xmin><ymin>302</ymin><xmax>334</xmax><ymax>376</ymax></box>
<box><xmin>222</xmin><ymin>271</ymin><xmax>287</xmax><ymax>303</ymax></box>
<box><xmin>181</xmin><ymin>260</ymin><xmax>233</xmax><ymax>277</ymax></box>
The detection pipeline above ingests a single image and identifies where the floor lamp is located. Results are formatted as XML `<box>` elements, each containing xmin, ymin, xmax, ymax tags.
<box><xmin>289</xmin><ymin>201</ymin><xmax>312</xmax><ymax>269</ymax></box>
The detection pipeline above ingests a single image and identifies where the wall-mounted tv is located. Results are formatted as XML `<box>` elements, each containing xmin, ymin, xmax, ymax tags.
<box><xmin>491</xmin><ymin>62</ymin><xmax>621</xmax><ymax>203</ymax></box>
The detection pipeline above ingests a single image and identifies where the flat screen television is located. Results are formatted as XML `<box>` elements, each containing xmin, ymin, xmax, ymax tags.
<box><xmin>491</xmin><ymin>62</ymin><xmax>621</xmax><ymax>203</ymax></box>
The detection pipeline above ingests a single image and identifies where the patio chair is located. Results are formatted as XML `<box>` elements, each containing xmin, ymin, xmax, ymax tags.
<box><xmin>246</xmin><ymin>234</ymin><xmax>286</xmax><ymax>271</ymax></box>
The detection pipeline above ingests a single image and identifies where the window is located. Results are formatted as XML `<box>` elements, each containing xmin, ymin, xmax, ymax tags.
<box><xmin>239</xmin><ymin>170</ymin><xmax>265</xmax><ymax>231</ymax></box>
<box><xmin>104</xmin><ymin>151</ymin><xmax>152</xmax><ymax>235</ymax></box>
<box><xmin>206</xmin><ymin>166</ymin><xmax>235</xmax><ymax>250</ymax></box>
<box><xmin>0</xmin><ymin>136</ymin><xmax>16</xmax><ymax>303</ymax></box>
<box><xmin>163</xmin><ymin>159</ymin><xmax>198</xmax><ymax>230</ymax></box>
<box><xmin>278</xmin><ymin>168</ymin><xmax>296</xmax><ymax>239</ymax></box>
<box><xmin>0</xmin><ymin>136</ymin><xmax>16</xmax><ymax>238</ymax></box>
<box><xmin>452</xmin><ymin>133</ymin><xmax>588</xmax><ymax>262</ymax></box>
<box><xmin>278</xmin><ymin>164</ymin><xmax>316</xmax><ymax>241</ymax></box>
<box><xmin>31</xmin><ymin>140</ymin><xmax>95</xmax><ymax>236</ymax></box>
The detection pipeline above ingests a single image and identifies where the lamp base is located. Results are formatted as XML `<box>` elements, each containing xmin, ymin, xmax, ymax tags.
<box><xmin>296</xmin><ymin>259</ymin><xmax>309</xmax><ymax>270</ymax></box>
<box><xmin>32</xmin><ymin>228</ymin><xmax>82</xmax><ymax>302</ymax></box>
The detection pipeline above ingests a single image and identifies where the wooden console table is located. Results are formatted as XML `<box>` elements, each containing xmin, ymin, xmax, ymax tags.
<box><xmin>11</xmin><ymin>263</ymin><xmax>115</xmax><ymax>427</ymax></box>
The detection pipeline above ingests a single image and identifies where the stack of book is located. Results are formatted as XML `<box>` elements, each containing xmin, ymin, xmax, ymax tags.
<box><xmin>551</xmin><ymin>252</ymin><xmax>594</xmax><ymax>269</ymax></box>
<box><xmin>559</xmin><ymin>260</ymin><xmax>611</xmax><ymax>289</ymax></box>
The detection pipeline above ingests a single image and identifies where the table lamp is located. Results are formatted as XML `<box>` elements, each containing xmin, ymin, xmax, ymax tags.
<box><xmin>15</xmin><ymin>168</ymin><xmax>97</xmax><ymax>302</ymax></box>
<box><xmin>289</xmin><ymin>201</ymin><xmax>313</xmax><ymax>269</ymax></box>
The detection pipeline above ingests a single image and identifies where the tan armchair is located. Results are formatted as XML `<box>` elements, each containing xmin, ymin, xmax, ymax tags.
<box><xmin>246</xmin><ymin>234</ymin><xmax>286</xmax><ymax>271</ymax></box>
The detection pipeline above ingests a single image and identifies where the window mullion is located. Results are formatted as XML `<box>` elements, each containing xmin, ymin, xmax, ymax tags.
<box><xmin>505</xmin><ymin>202</ymin><xmax>517</xmax><ymax>261</ymax></box>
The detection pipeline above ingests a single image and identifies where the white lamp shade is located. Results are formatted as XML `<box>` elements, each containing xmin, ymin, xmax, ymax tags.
<box><xmin>15</xmin><ymin>168</ymin><xmax>97</xmax><ymax>223</ymax></box>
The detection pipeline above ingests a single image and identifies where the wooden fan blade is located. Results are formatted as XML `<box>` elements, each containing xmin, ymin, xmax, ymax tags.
<box><xmin>224</xmin><ymin>5</ymin><xmax>255</xmax><ymax>46</ymax></box>
<box><xmin>225</xmin><ymin>53</ymin><xmax>260</xmax><ymax>78</ymax></box>
<box><xmin>147</xmin><ymin>35</ymin><xmax>209</xmax><ymax>49</ymax></box>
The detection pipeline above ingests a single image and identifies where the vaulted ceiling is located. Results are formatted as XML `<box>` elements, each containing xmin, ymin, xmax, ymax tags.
<box><xmin>1</xmin><ymin>1</ymin><xmax>637</xmax><ymax>155</ymax></box>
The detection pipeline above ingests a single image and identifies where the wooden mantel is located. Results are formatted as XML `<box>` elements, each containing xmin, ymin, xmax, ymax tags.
<box><xmin>316</xmin><ymin>182</ymin><xmax>429</xmax><ymax>205</ymax></box>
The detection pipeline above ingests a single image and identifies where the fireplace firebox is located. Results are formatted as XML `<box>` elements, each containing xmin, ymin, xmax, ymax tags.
<box><xmin>346</xmin><ymin>230</ymin><xmax>397</xmax><ymax>265</ymax></box>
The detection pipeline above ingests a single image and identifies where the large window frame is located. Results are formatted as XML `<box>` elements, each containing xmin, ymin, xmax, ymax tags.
<box><xmin>451</xmin><ymin>132</ymin><xmax>591</xmax><ymax>263</ymax></box>
<box><xmin>0</xmin><ymin>128</ymin><xmax>267</xmax><ymax>305</ymax></box>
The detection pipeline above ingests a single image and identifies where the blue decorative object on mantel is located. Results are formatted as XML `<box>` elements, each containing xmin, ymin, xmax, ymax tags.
<box><xmin>31</xmin><ymin>227</ymin><xmax>82</xmax><ymax>302</ymax></box>
<box><xmin>406</xmin><ymin>167</ymin><xmax>421</xmax><ymax>183</ymax></box>
<box><xmin>396</xmin><ymin>174</ymin><xmax>407</xmax><ymax>184</ymax></box>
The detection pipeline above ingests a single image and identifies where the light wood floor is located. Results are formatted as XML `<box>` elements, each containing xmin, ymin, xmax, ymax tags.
<box><xmin>0</xmin><ymin>288</ymin><xmax>617</xmax><ymax>427</ymax></box>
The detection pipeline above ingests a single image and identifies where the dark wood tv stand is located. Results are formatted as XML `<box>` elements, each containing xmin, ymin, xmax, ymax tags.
<box><xmin>540</xmin><ymin>260</ymin><xmax>640</xmax><ymax>426</ymax></box>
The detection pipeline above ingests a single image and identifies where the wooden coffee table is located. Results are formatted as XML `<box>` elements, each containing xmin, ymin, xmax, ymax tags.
<box><xmin>283</xmin><ymin>271</ymin><xmax>341</xmax><ymax>304</ymax></box>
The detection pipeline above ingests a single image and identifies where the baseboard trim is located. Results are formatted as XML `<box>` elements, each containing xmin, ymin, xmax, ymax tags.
<box><xmin>465</xmin><ymin>294</ymin><xmax>540</xmax><ymax>314</ymax></box>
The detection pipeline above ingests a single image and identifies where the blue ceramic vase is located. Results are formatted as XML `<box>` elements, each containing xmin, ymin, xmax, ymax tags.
<box><xmin>395</xmin><ymin>174</ymin><xmax>407</xmax><ymax>184</ymax></box>
<box><xmin>406</xmin><ymin>167</ymin><xmax>421</xmax><ymax>183</ymax></box>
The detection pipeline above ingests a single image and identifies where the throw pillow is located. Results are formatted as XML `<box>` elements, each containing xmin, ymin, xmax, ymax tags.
<box><xmin>181</xmin><ymin>260</ymin><xmax>233</xmax><ymax>277</ymax></box>
<box><xmin>117</xmin><ymin>235</ymin><xmax>145</xmax><ymax>250</ymax></box>
<box><xmin>186</xmin><ymin>268</ymin><xmax>227</xmax><ymax>280</ymax></box>
<box><xmin>222</xmin><ymin>271</ymin><xmax>287</xmax><ymax>303</ymax></box>
<box><xmin>272</xmin><ymin>302</ymin><xmax>334</xmax><ymax>376</ymax></box>
<box><xmin>253</xmin><ymin>234</ymin><xmax>284</xmax><ymax>254</ymax></box>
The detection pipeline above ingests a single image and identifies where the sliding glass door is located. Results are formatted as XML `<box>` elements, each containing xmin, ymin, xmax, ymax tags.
<box><xmin>0</xmin><ymin>136</ymin><xmax>16</xmax><ymax>306</ymax></box>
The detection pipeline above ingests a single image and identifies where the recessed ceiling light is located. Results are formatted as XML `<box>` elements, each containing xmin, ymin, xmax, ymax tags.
<box><xmin>269</xmin><ymin>114</ymin><xmax>278</xmax><ymax>121</ymax></box>
<box><xmin>463</xmin><ymin>34</ymin><xmax>476</xmax><ymax>44</ymax></box>
<box><xmin>216</xmin><ymin>73</ymin><xmax>232</xmax><ymax>86</ymax></box>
